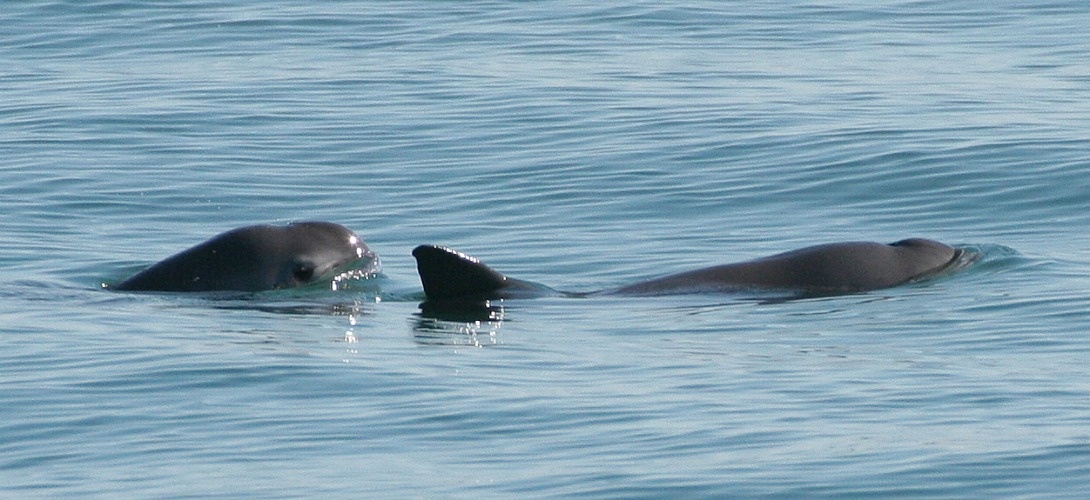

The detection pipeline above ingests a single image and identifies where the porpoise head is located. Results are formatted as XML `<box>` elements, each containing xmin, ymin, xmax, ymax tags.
<box><xmin>267</xmin><ymin>221</ymin><xmax>378</xmax><ymax>289</ymax></box>
<box><xmin>115</xmin><ymin>221</ymin><xmax>377</xmax><ymax>292</ymax></box>
<box><xmin>887</xmin><ymin>237</ymin><xmax>964</xmax><ymax>282</ymax></box>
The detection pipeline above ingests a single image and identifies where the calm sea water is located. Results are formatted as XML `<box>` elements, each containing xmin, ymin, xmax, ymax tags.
<box><xmin>4</xmin><ymin>1</ymin><xmax>1090</xmax><ymax>497</ymax></box>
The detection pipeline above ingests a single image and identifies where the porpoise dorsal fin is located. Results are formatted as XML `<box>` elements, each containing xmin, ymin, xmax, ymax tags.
<box><xmin>412</xmin><ymin>245</ymin><xmax>513</xmax><ymax>301</ymax></box>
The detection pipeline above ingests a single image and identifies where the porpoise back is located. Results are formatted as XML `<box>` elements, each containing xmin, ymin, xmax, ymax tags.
<box><xmin>412</xmin><ymin>239</ymin><xmax>965</xmax><ymax>302</ymax></box>
<box><xmin>610</xmin><ymin>239</ymin><xmax>962</xmax><ymax>295</ymax></box>
<box><xmin>412</xmin><ymin>245</ymin><xmax>557</xmax><ymax>300</ymax></box>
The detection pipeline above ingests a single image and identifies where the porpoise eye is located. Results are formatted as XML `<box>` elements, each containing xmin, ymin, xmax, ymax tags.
<box><xmin>292</xmin><ymin>263</ymin><xmax>316</xmax><ymax>283</ymax></box>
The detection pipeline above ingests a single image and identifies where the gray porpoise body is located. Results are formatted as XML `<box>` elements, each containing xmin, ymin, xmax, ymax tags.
<box><xmin>115</xmin><ymin>222</ymin><xmax>375</xmax><ymax>292</ymax></box>
<box><xmin>412</xmin><ymin>238</ymin><xmax>963</xmax><ymax>302</ymax></box>
<box><xmin>608</xmin><ymin>238</ymin><xmax>960</xmax><ymax>295</ymax></box>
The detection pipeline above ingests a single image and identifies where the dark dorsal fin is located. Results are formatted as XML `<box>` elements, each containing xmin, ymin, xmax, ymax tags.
<box><xmin>412</xmin><ymin>245</ymin><xmax>512</xmax><ymax>301</ymax></box>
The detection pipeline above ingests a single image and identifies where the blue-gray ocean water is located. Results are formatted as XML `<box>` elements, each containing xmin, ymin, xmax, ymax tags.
<box><xmin>3</xmin><ymin>1</ymin><xmax>1090</xmax><ymax>497</ymax></box>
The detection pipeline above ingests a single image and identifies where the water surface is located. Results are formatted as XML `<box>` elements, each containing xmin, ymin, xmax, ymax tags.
<box><xmin>3</xmin><ymin>1</ymin><xmax>1090</xmax><ymax>497</ymax></box>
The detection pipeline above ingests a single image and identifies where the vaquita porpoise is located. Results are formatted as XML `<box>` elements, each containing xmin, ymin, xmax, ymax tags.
<box><xmin>114</xmin><ymin>222</ymin><xmax>376</xmax><ymax>292</ymax></box>
<box><xmin>412</xmin><ymin>239</ymin><xmax>970</xmax><ymax>302</ymax></box>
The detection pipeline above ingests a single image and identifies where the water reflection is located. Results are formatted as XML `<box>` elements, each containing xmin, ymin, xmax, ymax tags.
<box><xmin>211</xmin><ymin>297</ymin><xmax>377</xmax><ymax>316</ymax></box>
<box><xmin>411</xmin><ymin>300</ymin><xmax>506</xmax><ymax>347</ymax></box>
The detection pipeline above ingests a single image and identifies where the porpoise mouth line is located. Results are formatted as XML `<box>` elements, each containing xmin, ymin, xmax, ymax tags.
<box><xmin>911</xmin><ymin>247</ymin><xmax>977</xmax><ymax>284</ymax></box>
<box><xmin>330</xmin><ymin>264</ymin><xmax>381</xmax><ymax>286</ymax></box>
<box><xmin>944</xmin><ymin>248</ymin><xmax>979</xmax><ymax>273</ymax></box>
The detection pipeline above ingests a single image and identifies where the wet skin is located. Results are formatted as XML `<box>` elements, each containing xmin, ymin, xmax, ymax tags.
<box><xmin>412</xmin><ymin>238</ymin><xmax>964</xmax><ymax>302</ymax></box>
<box><xmin>115</xmin><ymin>222</ymin><xmax>375</xmax><ymax>292</ymax></box>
